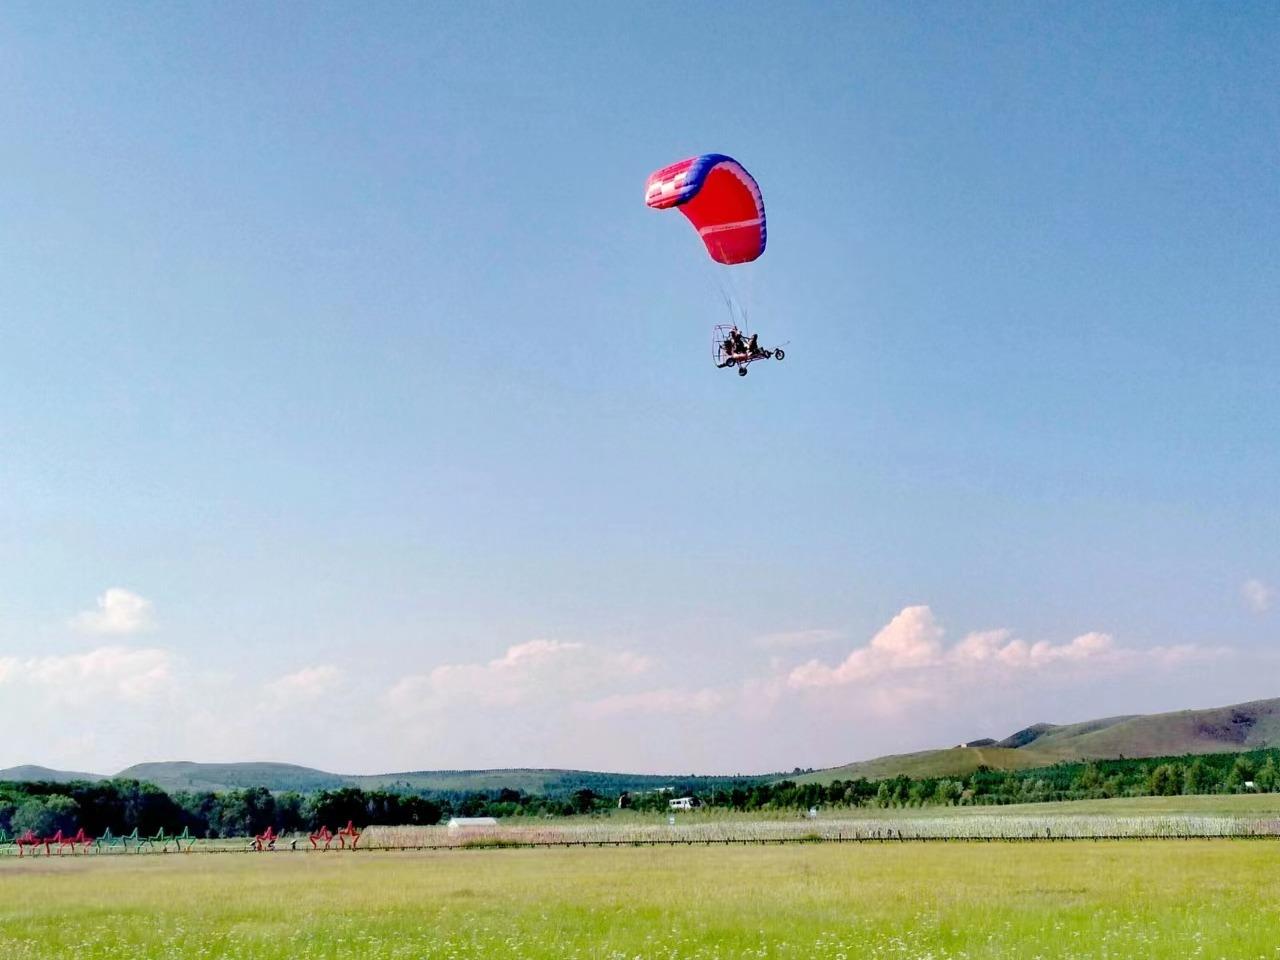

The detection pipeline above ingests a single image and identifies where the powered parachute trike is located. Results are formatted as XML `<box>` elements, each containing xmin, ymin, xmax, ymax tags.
<box><xmin>644</xmin><ymin>153</ymin><xmax>785</xmax><ymax>378</ymax></box>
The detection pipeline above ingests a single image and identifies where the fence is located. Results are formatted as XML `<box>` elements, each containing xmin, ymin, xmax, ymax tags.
<box><xmin>5</xmin><ymin>814</ymin><xmax>1279</xmax><ymax>857</ymax></box>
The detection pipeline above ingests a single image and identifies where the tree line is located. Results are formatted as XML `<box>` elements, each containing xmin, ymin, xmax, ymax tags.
<box><xmin>0</xmin><ymin>782</ymin><xmax>444</xmax><ymax>839</ymax></box>
<box><xmin>3</xmin><ymin>747</ymin><xmax>1277</xmax><ymax>837</ymax></box>
<box><xmin>696</xmin><ymin>748</ymin><xmax>1280</xmax><ymax>813</ymax></box>
<box><xmin>438</xmin><ymin>748</ymin><xmax>1280</xmax><ymax>813</ymax></box>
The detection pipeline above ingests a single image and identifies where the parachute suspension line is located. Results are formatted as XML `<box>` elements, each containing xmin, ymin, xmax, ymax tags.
<box><xmin>725</xmin><ymin>267</ymin><xmax>749</xmax><ymax>336</ymax></box>
<box><xmin>703</xmin><ymin>253</ymin><xmax>743</xmax><ymax>332</ymax></box>
<box><xmin>722</xmin><ymin>289</ymin><xmax>738</xmax><ymax>328</ymax></box>
<box><xmin>706</xmin><ymin>260</ymin><xmax>747</xmax><ymax>334</ymax></box>
<box><xmin>715</xmin><ymin>255</ymin><xmax>751</xmax><ymax>336</ymax></box>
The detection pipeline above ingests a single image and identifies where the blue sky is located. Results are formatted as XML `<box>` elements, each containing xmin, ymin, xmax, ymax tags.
<box><xmin>1</xmin><ymin>2</ymin><xmax>1276</xmax><ymax>774</ymax></box>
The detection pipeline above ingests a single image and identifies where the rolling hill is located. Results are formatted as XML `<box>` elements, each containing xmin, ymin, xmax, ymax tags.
<box><xmin>5</xmin><ymin>696</ymin><xmax>1276</xmax><ymax>793</ymax></box>
<box><xmin>114</xmin><ymin>762</ymin><xmax>350</xmax><ymax>793</ymax></box>
<box><xmin>791</xmin><ymin>746</ymin><xmax>1046</xmax><ymax>782</ymax></box>
<box><xmin>0</xmin><ymin>761</ymin><xmax>771</xmax><ymax>796</ymax></box>
<box><xmin>0</xmin><ymin>764</ymin><xmax>103</xmax><ymax>784</ymax></box>
<box><xmin>794</xmin><ymin>696</ymin><xmax>1280</xmax><ymax>784</ymax></box>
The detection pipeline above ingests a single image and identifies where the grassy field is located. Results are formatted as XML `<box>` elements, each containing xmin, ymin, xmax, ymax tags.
<box><xmin>935</xmin><ymin>792</ymin><xmax>1280</xmax><ymax>817</ymax></box>
<box><xmin>359</xmin><ymin>795</ymin><xmax>1280</xmax><ymax>847</ymax></box>
<box><xmin>606</xmin><ymin>793</ymin><xmax>1280</xmax><ymax>819</ymax></box>
<box><xmin>2</xmin><ymin>841</ymin><xmax>1278</xmax><ymax>958</ymax></box>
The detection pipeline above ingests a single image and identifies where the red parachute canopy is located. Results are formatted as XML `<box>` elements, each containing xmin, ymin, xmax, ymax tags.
<box><xmin>645</xmin><ymin>154</ymin><xmax>766</xmax><ymax>265</ymax></box>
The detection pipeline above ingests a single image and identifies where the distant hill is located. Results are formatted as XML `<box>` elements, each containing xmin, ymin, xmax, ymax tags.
<box><xmin>8</xmin><ymin>696</ymin><xmax>1276</xmax><ymax>793</ymax></box>
<box><xmin>795</xmin><ymin>697</ymin><xmax>1280</xmax><ymax>784</ymax></box>
<box><xmin>114</xmin><ymin>762</ymin><xmax>350</xmax><ymax>793</ymax></box>
<box><xmin>792</xmin><ymin>746</ymin><xmax>1045</xmax><ymax>782</ymax></box>
<box><xmin>350</xmin><ymin>768</ymin><xmax>764</xmax><ymax>796</ymax></box>
<box><xmin>0</xmin><ymin>764</ymin><xmax>103</xmax><ymax>784</ymax></box>
<box><xmin>0</xmin><ymin>761</ymin><xmax>770</xmax><ymax>796</ymax></box>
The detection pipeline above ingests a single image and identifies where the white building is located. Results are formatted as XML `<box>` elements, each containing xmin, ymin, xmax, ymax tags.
<box><xmin>447</xmin><ymin>817</ymin><xmax>498</xmax><ymax>829</ymax></box>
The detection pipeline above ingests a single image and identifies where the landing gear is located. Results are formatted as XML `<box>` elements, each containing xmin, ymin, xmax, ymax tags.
<box><xmin>712</xmin><ymin>324</ymin><xmax>788</xmax><ymax>379</ymax></box>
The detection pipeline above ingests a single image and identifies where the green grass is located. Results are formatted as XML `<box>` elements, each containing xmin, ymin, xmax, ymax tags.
<box><xmin>2</xmin><ymin>840</ymin><xmax>1278</xmax><ymax>958</ymax></box>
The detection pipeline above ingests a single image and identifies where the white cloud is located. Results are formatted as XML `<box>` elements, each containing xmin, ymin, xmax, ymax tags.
<box><xmin>951</xmin><ymin>629</ymin><xmax>1116</xmax><ymax>668</ymax></box>
<box><xmin>787</xmin><ymin>606</ymin><xmax>1215</xmax><ymax>693</ymax></box>
<box><xmin>1241</xmin><ymin>578</ymin><xmax>1272</xmax><ymax>614</ymax></box>
<box><xmin>387</xmin><ymin>639</ymin><xmax>652</xmax><ymax>716</ymax></box>
<box><xmin>0</xmin><ymin>646</ymin><xmax>174</xmax><ymax>703</ymax></box>
<box><xmin>788</xmin><ymin>606</ymin><xmax>944</xmax><ymax>688</ymax></box>
<box><xmin>753</xmin><ymin>628</ymin><xmax>845</xmax><ymax>650</ymax></box>
<box><xmin>575</xmin><ymin>687</ymin><xmax>726</xmax><ymax>718</ymax></box>
<box><xmin>1146</xmin><ymin>643</ymin><xmax>1232</xmax><ymax>667</ymax></box>
<box><xmin>265</xmin><ymin>665</ymin><xmax>342</xmax><ymax>704</ymax></box>
<box><xmin>71</xmin><ymin>588</ymin><xmax>155</xmax><ymax>635</ymax></box>
<box><xmin>0</xmin><ymin>602</ymin><xmax>1245</xmax><ymax>775</ymax></box>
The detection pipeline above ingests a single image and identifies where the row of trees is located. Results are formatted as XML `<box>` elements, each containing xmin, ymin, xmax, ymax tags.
<box><xmin>743</xmin><ymin>750</ymin><xmax>1280</xmax><ymax>811</ymax></box>
<box><xmin>962</xmin><ymin>749</ymin><xmax>1280</xmax><ymax>805</ymax></box>
<box><xmin>0</xmin><ymin>781</ymin><xmax>444</xmax><ymax>839</ymax></box>
<box><xmin>616</xmin><ymin>749</ymin><xmax>1280</xmax><ymax>813</ymax></box>
<box><xmin>3</xmin><ymin>748</ymin><xmax>1277</xmax><ymax>835</ymax></box>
